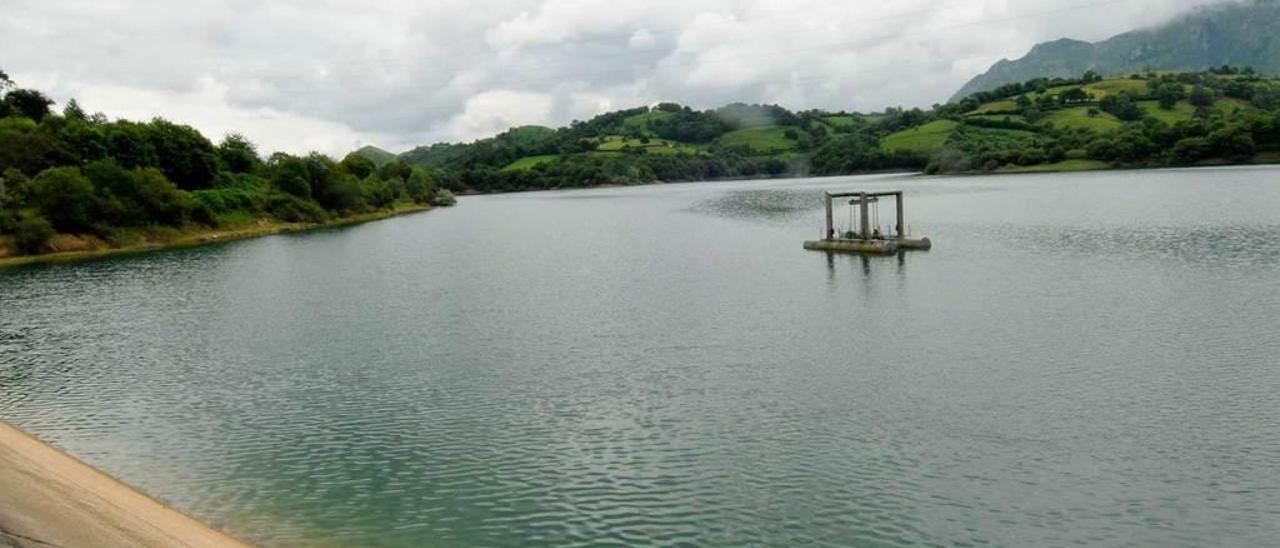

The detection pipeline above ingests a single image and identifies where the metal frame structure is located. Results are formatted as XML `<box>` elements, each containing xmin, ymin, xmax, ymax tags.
<box><xmin>823</xmin><ymin>191</ymin><xmax>905</xmax><ymax>240</ymax></box>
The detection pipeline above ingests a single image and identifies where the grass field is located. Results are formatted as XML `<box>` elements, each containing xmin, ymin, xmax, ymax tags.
<box><xmin>1025</xmin><ymin>85</ymin><xmax>1075</xmax><ymax>102</ymax></box>
<box><xmin>1042</xmin><ymin>107</ymin><xmax>1124</xmax><ymax>131</ymax></box>
<box><xmin>716</xmin><ymin>126</ymin><xmax>798</xmax><ymax>154</ymax></box>
<box><xmin>949</xmin><ymin>126</ymin><xmax>1041</xmax><ymax>151</ymax></box>
<box><xmin>621</xmin><ymin>111</ymin><xmax>675</xmax><ymax>136</ymax></box>
<box><xmin>1137</xmin><ymin>101</ymin><xmax>1195</xmax><ymax>124</ymax></box>
<box><xmin>880</xmin><ymin>119</ymin><xmax>959</xmax><ymax>154</ymax></box>
<box><xmin>596</xmin><ymin>136</ymin><xmax>700</xmax><ymax>154</ymax></box>
<box><xmin>973</xmin><ymin>100</ymin><xmax>1017</xmax><ymax>114</ymax></box>
<box><xmin>502</xmin><ymin>154</ymin><xmax>559</xmax><ymax>171</ymax></box>
<box><xmin>1082</xmin><ymin>79</ymin><xmax>1148</xmax><ymax>99</ymax></box>
<box><xmin>823</xmin><ymin>116</ymin><xmax>857</xmax><ymax>127</ymax></box>
<box><xmin>967</xmin><ymin>114</ymin><xmax>1029</xmax><ymax>124</ymax></box>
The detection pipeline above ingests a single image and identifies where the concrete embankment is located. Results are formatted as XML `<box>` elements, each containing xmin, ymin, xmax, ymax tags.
<box><xmin>0</xmin><ymin>420</ymin><xmax>248</xmax><ymax>547</ymax></box>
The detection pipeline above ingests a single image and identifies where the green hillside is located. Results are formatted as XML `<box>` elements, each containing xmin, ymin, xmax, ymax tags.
<box><xmin>353</xmin><ymin>145</ymin><xmax>396</xmax><ymax>166</ymax></box>
<box><xmin>952</xmin><ymin>1</ymin><xmax>1280</xmax><ymax>100</ymax></box>
<box><xmin>502</xmin><ymin>154</ymin><xmax>559</xmax><ymax>172</ymax></box>
<box><xmin>344</xmin><ymin>68</ymin><xmax>1280</xmax><ymax>194</ymax></box>
<box><xmin>716</xmin><ymin>126</ymin><xmax>799</xmax><ymax>154</ymax></box>
<box><xmin>881</xmin><ymin>120</ymin><xmax>959</xmax><ymax>154</ymax></box>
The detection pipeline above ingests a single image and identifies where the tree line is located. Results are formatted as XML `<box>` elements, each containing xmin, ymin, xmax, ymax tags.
<box><xmin>0</xmin><ymin>69</ymin><xmax>454</xmax><ymax>257</ymax></box>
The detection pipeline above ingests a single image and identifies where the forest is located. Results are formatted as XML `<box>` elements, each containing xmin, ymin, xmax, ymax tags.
<box><xmin>0</xmin><ymin>69</ymin><xmax>455</xmax><ymax>258</ymax></box>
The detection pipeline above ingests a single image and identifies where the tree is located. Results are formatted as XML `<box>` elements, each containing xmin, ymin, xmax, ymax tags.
<box><xmin>1189</xmin><ymin>86</ymin><xmax>1216</xmax><ymax>108</ymax></box>
<box><xmin>131</xmin><ymin>167</ymin><xmax>193</xmax><ymax>226</ymax></box>
<box><xmin>268</xmin><ymin>153</ymin><xmax>312</xmax><ymax>198</ymax></box>
<box><xmin>1060</xmin><ymin>87</ymin><xmax>1088</xmax><ymax>105</ymax></box>
<box><xmin>146</xmin><ymin>118</ymin><xmax>218</xmax><ymax>190</ymax></box>
<box><xmin>14</xmin><ymin>212</ymin><xmax>54</xmax><ymax>254</ymax></box>
<box><xmin>340</xmin><ymin>153</ymin><xmax>377</xmax><ymax>179</ymax></box>
<box><xmin>405</xmin><ymin>167</ymin><xmax>435</xmax><ymax>204</ymax></box>
<box><xmin>0</xmin><ymin>69</ymin><xmax>13</xmax><ymax>91</ymax></box>
<box><xmin>28</xmin><ymin>167</ymin><xmax>96</xmax><ymax>232</ymax></box>
<box><xmin>3</xmin><ymin>89</ymin><xmax>54</xmax><ymax>121</ymax></box>
<box><xmin>1172</xmin><ymin>137</ymin><xmax>1210</xmax><ymax>164</ymax></box>
<box><xmin>1155</xmin><ymin>83</ymin><xmax>1186</xmax><ymax>110</ymax></box>
<box><xmin>217</xmin><ymin>134</ymin><xmax>260</xmax><ymax>174</ymax></box>
<box><xmin>1100</xmin><ymin>94</ymin><xmax>1143</xmax><ymax>121</ymax></box>
<box><xmin>104</xmin><ymin>121</ymin><xmax>159</xmax><ymax>169</ymax></box>
<box><xmin>306</xmin><ymin>153</ymin><xmax>363</xmax><ymax>212</ymax></box>
<box><xmin>63</xmin><ymin>99</ymin><xmax>87</xmax><ymax>121</ymax></box>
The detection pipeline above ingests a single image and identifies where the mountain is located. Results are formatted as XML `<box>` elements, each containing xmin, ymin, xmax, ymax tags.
<box><xmin>951</xmin><ymin>0</ymin><xmax>1280</xmax><ymax>101</ymax></box>
<box><xmin>352</xmin><ymin>145</ymin><xmax>397</xmax><ymax>166</ymax></box>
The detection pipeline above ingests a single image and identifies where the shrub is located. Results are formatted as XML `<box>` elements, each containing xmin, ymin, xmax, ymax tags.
<box><xmin>266</xmin><ymin>193</ymin><xmax>328</xmax><ymax>223</ymax></box>
<box><xmin>14</xmin><ymin>211</ymin><xmax>54</xmax><ymax>254</ymax></box>
<box><xmin>132</xmin><ymin>168</ymin><xmax>192</xmax><ymax>226</ymax></box>
<box><xmin>29</xmin><ymin>167</ymin><xmax>96</xmax><ymax>232</ymax></box>
<box><xmin>433</xmin><ymin>189</ymin><xmax>457</xmax><ymax>206</ymax></box>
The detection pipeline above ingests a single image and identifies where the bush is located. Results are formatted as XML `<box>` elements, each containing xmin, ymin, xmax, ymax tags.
<box><xmin>14</xmin><ymin>211</ymin><xmax>54</xmax><ymax>254</ymax></box>
<box><xmin>266</xmin><ymin>193</ymin><xmax>329</xmax><ymax>223</ymax></box>
<box><xmin>29</xmin><ymin>167</ymin><xmax>96</xmax><ymax>232</ymax></box>
<box><xmin>191</xmin><ymin>186</ymin><xmax>261</xmax><ymax>215</ymax></box>
<box><xmin>132</xmin><ymin>168</ymin><xmax>192</xmax><ymax>226</ymax></box>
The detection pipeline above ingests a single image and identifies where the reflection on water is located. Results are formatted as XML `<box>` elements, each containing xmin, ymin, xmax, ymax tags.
<box><xmin>690</xmin><ymin>188</ymin><xmax>825</xmax><ymax>223</ymax></box>
<box><xmin>822</xmin><ymin>251</ymin><xmax>910</xmax><ymax>281</ymax></box>
<box><xmin>2</xmin><ymin>167</ymin><xmax>1280</xmax><ymax>546</ymax></box>
<box><xmin>992</xmin><ymin>223</ymin><xmax>1280</xmax><ymax>267</ymax></box>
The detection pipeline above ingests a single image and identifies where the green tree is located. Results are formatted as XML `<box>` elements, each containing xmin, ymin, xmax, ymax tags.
<box><xmin>405</xmin><ymin>167</ymin><xmax>435</xmax><ymax>204</ymax></box>
<box><xmin>131</xmin><ymin>167</ymin><xmax>193</xmax><ymax>226</ymax></box>
<box><xmin>267</xmin><ymin>153</ymin><xmax>312</xmax><ymax>198</ymax></box>
<box><xmin>1155</xmin><ymin>83</ymin><xmax>1186</xmax><ymax>109</ymax></box>
<box><xmin>1189</xmin><ymin>86</ymin><xmax>1216</xmax><ymax>108</ymax></box>
<box><xmin>3</xmin><ymin>89</ymin><xmax>54</xmax><ymax>121</ymax></box>
<box><xmin>217</xmin><ymin>134</ymin><xmax>260</xmax><ymax>174</ymax></box>
<box><xmin>14</xmin><ymin>211</ymin><xmax>54</xmax><ymax>254</ymax></box>
<box><xmin>28</xmin><ymin>167</ymin><xmax>96</xmax><ymax>232</ymax></box>
<box><xmin>1060</xmin><ymin>87</ymin><xmax>1089</xmax><ymax>104</ymax></box>
<box><xmin>339</xmin><ymin>153</ymin><xmax>377</xmax><ymax>179</ymax></box>
<box><xmin>146</xmin><ymin>118</ymin><xmax>218</xmax><ymax>190</ymax></box>
<box><xmin>63</xmin><ymin>99</ymin><xmax>88</xmax><ymax>121</ymax></box>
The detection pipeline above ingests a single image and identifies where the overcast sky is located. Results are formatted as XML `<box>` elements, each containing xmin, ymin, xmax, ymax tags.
<box><xmin>1</xmin><ymin>0</ymin><xmax>1227</xmax><ymax>156</ymax></box>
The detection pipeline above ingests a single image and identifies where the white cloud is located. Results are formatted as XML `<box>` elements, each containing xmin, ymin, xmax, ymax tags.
<box><xmin>0</xmin><ymin>0</ymin><xmax>1232</xmax><ymax>156</ymax></box>
<box><xmin>442</xmin><ymin>90</ymin><xmax>556</xmax><ymax>141</ymax></box>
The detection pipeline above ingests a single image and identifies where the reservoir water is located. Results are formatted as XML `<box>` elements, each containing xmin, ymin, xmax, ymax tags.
<box><xmin>2</xmin><ymin>167</ymin><xmax>1279</xmax><ymax>546</ymax></box>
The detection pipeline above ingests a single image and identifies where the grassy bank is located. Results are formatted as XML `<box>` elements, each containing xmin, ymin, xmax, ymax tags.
<box><xmin>0</xmin><ymin>203</ymin><xmax>431</xmax><ymax>269</ymax></box>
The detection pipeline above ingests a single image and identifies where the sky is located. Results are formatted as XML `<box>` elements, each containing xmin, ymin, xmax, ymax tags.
<box><xmin>0</xmin><ymin>0</ymin><xmax>1229</xmax><ymax>156</ymax></box>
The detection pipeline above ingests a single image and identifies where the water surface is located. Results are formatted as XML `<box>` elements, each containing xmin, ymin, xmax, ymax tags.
<box><xmin>2</xmin><ymin>167</ymin><xmax>1279</xmax><ymax>546</ymax></box>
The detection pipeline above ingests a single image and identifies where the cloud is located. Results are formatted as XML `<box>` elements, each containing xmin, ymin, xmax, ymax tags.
<box><xmin>0</xmin><ymin>0</ymin><xmax>1232</xmax><ymax>156</ymax></box>
<box><xmin>442</xmin><ymin>90</ymin><xmax>555</xmax><ymax>139</ymax></box>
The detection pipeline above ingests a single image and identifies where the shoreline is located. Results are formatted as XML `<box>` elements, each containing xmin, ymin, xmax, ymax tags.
<box><xmin>0</xmin><ymin>203</ymin><xmax>431</xmax><ymax>270</ymax></box>
<box><xmin>0</xmin><ymin>420</ymin><xmax>248</xmax><ymax>547</ymax></box>
<box><xmin>462</xmin><ymin>156</ymin><xmax>1280</xmax><ymax>197</ymax></box>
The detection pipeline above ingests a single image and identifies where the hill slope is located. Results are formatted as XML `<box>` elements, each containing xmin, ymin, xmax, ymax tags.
<box><xmin>352</xmin><ymin>145</ymin><xmax>397</xmax><ymax>166</ymax></box>
<box><xmin>952</xmin><ymin>1</ymin><xmax>1280</xmax><ymax>101</ymax></box>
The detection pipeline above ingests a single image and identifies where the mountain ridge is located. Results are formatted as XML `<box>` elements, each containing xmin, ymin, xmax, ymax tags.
<box><xmin>951</xmin><ymin>1</ymin><xmax>1280</xmax><ymax>101</ymax></box>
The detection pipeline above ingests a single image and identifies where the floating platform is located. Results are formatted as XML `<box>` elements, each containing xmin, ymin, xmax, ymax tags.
<box><xmin>804</xmin><ymin>190</ymin><xmax>932</xmax><ymax>255</ymax></box>
<box><xmin>895</xmin><ymin>237</ymin><xmax>932</xmax><ymax>250</ymax></box>
<box><xmin>804</xmin><ymin>238</ymin><xmax>898</xmax><ymax>254</ymax></box>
